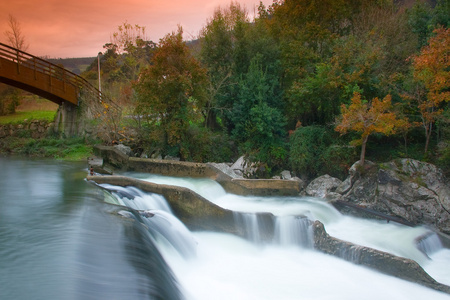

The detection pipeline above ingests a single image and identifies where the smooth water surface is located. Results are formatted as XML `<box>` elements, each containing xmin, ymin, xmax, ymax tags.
<box><xmin>0</xmin><ymin>157</ymin><xmax>180</xmax><ymax>300</ymax></box>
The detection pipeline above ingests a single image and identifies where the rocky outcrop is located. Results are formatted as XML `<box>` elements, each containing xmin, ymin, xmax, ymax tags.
<box><xmin>94</xmin><ymin>145</ymin><xmax>130</xmax><ymax>170</ymax></box>
<box><xmin>334</xmin><ymin>159</ymin><xmax>450</xmax><ymax>235</ymax></box>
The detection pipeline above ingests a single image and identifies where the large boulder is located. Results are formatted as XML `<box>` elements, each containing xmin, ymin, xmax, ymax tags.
<box><xmin>306</xmin><ymin>174</ymin><xmax>342</xmax><ymax>198</ymax></box>
<box><xmin>336</xmin><ymin>159</ymin><xmax>450</xmax><ymax>234</ymax></box>
<box><xmin>114</xmin><ymin>144</ymin><xmax>133</xmax><ymax>156</ymax></box>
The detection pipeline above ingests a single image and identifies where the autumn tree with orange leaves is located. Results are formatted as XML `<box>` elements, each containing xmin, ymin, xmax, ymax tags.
<box><xmin>336</xmin><ymin>92</ymin><xmax>399</xmax><ymax>166</ymax></box>
<box><xmin>411</xmin><ymin>27</ymin><xmax>450</xmax><ymax>154</ymax></box>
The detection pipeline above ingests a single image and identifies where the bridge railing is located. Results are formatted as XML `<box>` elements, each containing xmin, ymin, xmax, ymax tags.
<box><xmin>0</xmin><ymin>42</ymin><xmax>117</xmax><ymax>109</ymax></box>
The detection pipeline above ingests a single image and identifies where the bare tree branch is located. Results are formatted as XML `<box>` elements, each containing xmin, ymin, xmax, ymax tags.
<box><xmin>4</xmin><ymin>14</ymin><xmax>28</xmax><ymax>52</ymax></box>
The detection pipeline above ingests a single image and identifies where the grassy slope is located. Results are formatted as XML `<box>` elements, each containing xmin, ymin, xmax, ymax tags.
<box><xmin>0</xmin><ymin>95</ymin><xmax>58</xmax><ymax>124</ymax></box>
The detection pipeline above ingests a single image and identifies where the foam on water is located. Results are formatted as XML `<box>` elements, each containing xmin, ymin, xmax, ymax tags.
<box><xmin>115</xmin><ymin>173</ymin><xmax>450</xmax><ymax>298</ymax></box>
<box><xmin>164</xmin><ymin>232</ymin><xmax>450</xmax><ymax>300</ymax></box>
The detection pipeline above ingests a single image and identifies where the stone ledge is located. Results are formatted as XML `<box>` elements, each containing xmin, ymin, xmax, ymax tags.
<box><xmin>226</xmin><ymin>178</ymin><xmax>302</xmax><ymax>196</ymax></box>
<box><xmin>93</xmin><ymin>145</ymin><xmax>303</xmax><ymax>196</ymax></box>
<box><xmin>128</xmin><ymin>157</ymin><xmax>218</xmax><ymax>178</ymax></box>
<box><xmin>313</xmin><ymin>220</ymin><xmax>450</xmax><ymax>295</ymax></box>
<box><xmin>88</xmin><ymin>175</ymin><xmax>237</xmax><ymax>234</ymax></box>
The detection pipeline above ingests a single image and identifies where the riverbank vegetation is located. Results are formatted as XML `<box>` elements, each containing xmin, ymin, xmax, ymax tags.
<box><xmin>80</xmin><ymin>0</ymin><xmax>449</xmax><ymax>178</ymax></box>
<box><xmin>0</xmin><ymin>135</ymin><xmax>98</xmax><ymax>160</ymax></box>
<box><xmin>1</xmin><ymin>0</ymin><xmax>449</xmax><ymax>177</ymax></box>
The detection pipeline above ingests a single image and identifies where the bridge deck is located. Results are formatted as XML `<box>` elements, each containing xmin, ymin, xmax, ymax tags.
<box><xmin>0</xmin><ymin>56</ymin><xmax>78</xmax><ymax>105</ymax></box>
<box><xmin>0</xmin><ymin>42</ymin><xmax>107</xmax><ymax>106</ymax></box>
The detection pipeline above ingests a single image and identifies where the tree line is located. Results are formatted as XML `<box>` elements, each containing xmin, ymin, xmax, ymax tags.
<box><xmin>82</xmin><ymin>0</ymin><xmax>449</xmax><ymax>179</ymax></box>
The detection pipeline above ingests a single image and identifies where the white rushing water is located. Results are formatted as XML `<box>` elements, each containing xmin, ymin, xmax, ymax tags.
<box><xmin>112</xmin><ymin>173</ymin><xmax>450</xmax><ymax>299</ymax></box>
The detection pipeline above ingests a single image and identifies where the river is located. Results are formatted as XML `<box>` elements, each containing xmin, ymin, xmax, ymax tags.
<box><xmin>1</xmin><ymin>157</ymin><xmax>449</xmax><ymax>299</ymax></box>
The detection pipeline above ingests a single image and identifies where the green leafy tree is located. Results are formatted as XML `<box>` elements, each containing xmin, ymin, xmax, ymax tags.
<box><xmin>134</xmin><ymin>27</ymin><xmax>208</xmax><ymax>159</ymax></box>
<box><xmin>199</xmin><ymin>2</ymin><xmax>250</xmax><ymax>131</ymax></box>
<box><xmin>0</xmin><ymin>85</ymin><xmax>20</xmax><ymax>115</ymax></box>
<box><xmin>231</xmin><ymin>55</ymin><xmax>286</xmax><ymax>166</ymax></box>
<box><xmin>288</xmin><ymin>32</ymin><xmax>386</xmax><ymax>125</ymax></box>
<box><xmin>407</xmin><ymin>1</ymin><xmax>433</xmax><ymax>48</ymax></box>
<box><xmin>432</xmin><ymin>0</ymin><xmax>450</xmax><ymax>29</ymax></box>
<box><xmin>199</xmin><ymin>6</ymin><xmax>234</xmax><ymax>129</ymax></box>
<box><xmin>289</xmin><ymin>125</ymin><xmax>333</xmax><ymax>178</ymax></box>
<box><xmin>83</xmin><ymin>22</ymin><xmax>156</xmax><ymax>106</ymax></box>
<box><xmin>108</xmin><ymin>22</ymin><xmax>156</xmax><ymax>81</ymax></box>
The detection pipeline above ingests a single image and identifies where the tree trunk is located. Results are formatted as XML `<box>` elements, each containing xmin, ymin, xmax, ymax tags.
<box><xmin>360</xmin><ymin>135</ymin><xmax>369</xmax><ymax>166</ymax></box>
<box><xmin>424</xmin><ymin>122</ymin><xmax>432</xmax><ymax>154</ymax></box>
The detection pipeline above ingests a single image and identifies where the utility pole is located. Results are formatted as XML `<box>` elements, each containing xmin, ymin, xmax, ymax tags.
<box><xmin>97</xmin><ymin>52</ymin><xmax>102</xmax><ymax>94</ymax></box>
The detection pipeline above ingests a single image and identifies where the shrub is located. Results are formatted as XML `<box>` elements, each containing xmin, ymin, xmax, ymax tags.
<box><xmin>289</xmin><ymin>125</ymin><xmax>356</xmax><ymax>179</ymax></box>
<box><xmin>438</xmin><ymin>142</ymin><xmax>450</xmax><ymax>176</ymax></box>
<box><xmin>181</xmin><ymin>125</ymin><xmax>235</xmax><ymax>163</ymax></box>
<box><xmin>321</xmin><ymin>145</ymin><xmax>358</xmax><ymax>179</ymax></box>
<box><xmin>289</xmin><ymin>126</ymin><xmax>332</xmax><ymax>178</ymax></box>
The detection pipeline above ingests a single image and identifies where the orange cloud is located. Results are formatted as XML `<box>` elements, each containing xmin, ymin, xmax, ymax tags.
<box><xmin>1</xmin><ymin>0</ymin><xmax>272</xmax><ymax>58</ymax></box>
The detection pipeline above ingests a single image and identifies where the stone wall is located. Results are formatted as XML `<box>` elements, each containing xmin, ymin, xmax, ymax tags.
<box><xmin>128</xmin><ymin>157</ymin><xmax>218</xmax><ymax>178</ymax></box>
<box><xmin>0</xmin><ymin>120</ymin><xmax>54</xmax><ymax>139</ymax></box>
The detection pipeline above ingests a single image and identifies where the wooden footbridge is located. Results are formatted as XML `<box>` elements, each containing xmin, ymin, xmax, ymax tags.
<box><xmin>0</xmin><ymin>42</ymin><xmax>120</xmax><ymax>137</ymax></box>
<box><xmin>0</xmin><ymin>42</ymin><xmax>102</xmax><ymax>105</ymax></box>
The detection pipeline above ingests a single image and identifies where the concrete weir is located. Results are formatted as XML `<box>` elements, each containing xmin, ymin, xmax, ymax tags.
<box><xmin>92</xmin><ymin>145</ymin><xmax>303</xmax><ymax>196</ymax></box>
<box><xmin>88</xmin><ymin>175</ymin><xmax>450</xmax><ymax>295</ymax></box>
<box><xmin>88</xmin><ymin>174</ymin><xmax>237</xmax><ymax>234</ymax></box>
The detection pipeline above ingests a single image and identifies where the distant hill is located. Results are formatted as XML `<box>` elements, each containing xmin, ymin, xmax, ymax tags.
<box><xmin>47</xmin><ymin>57</ymin><xmax>96</xmax><ymax>75</ymax></box>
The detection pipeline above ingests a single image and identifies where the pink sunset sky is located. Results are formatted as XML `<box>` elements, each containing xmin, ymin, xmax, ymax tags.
<box><xmin>0</xmin><ymin>0</ymin><xmax>273</xmax><ymax>58</ymax></box>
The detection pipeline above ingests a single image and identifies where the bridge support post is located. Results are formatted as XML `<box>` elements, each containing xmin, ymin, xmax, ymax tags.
<box><xmin>54</xmin><ymin>102</ymin><xmax>80</xmax><ymax>137</ymax></box>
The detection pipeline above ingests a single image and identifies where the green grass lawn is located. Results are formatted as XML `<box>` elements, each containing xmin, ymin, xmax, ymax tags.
<box><xmin>0</xmin><ymin>111</ymin><xmax>56</xmax><ymax>124</ymax></box>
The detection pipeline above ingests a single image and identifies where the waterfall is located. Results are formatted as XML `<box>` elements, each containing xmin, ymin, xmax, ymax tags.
<box><xmin>274</xmin><ymin>215</ymin><xmax>313</xmax><ymax>248</ymax></box>
<box><xmin>99</xmin><ymin>177</ymin><xmax>450</xmax><ymax>299</ymax></box>
<box><xmin>233</xmin><ymin>212</ymin><xmax>264</xmax><ymax>243</ymax></box>
<box><xmin>100</xmin><ymin>183</ymin><xmax>172</xmax><ymax>212</ymax></box>
<box><xmin>101</xmin><ymin>185</ymin><xmax>197</xmax><ymax>259</ymax></box>
<box><xmin>232</xmin><ymin>212</ymin><xmax>314</xmax><ymax>248</ymax></box>
<box><xmin>4</xmin><ymin>158</ymin><xmax>450</xmax><ymax>300</ymax></box>
<box><xmin>140</xmin><ymin>209</ymin><xmax>197</xmax><ymax>258</ymax></box>
<box><xmin>416</xmin><ymin>232</ymin><xmax>444</xmax><ymax>257</ymax></box>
